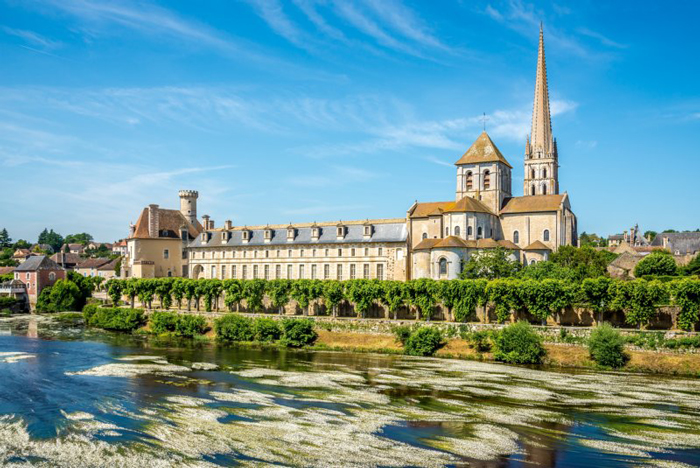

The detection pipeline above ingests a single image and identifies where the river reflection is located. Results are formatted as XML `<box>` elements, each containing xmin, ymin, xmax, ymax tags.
<box><xmin>1</xmin><ymin>315</ymin><xmax>699</xmax><ymax>467</ymax></box>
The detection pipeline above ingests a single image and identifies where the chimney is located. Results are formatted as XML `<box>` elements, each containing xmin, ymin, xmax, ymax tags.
<box><xmin>202</xmin><ymin>215</ymin><xmax>210</xmax><ymax>231</ymax></box>
<box><xmin>224</xmin><ymin>220</ymin><xmax>232</xmax><ymax>230</ymax></box>
<box><xmin>148</xmin><ymin>204</ymin><xmax>159</xmax><ymax>238</ymax></box>
<box><xmin>208</xmin><ymin>219</ymin><xmax>215</xmax><ymax>230</ymax></box>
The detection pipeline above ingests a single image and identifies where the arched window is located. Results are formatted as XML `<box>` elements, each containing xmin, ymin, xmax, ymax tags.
<box><xmin>454</xmin><ymin>226</ymin><xmax>460</xmax><ymax>237</ymax></box>
<box><xmin>49</xmin><ymin>272</ymin><xmax>56</xmax><ymax>281</ymax></box>
<box><xmin>542</xmin><ymin>183</ymin><xmax>547</xmax><ymax>195</ymax></box>
<box><xmin>477</xmin><ymin>226</ymin><xmax>483</xmax><ymax>239</ymax></box>
<box><xmin>531</xmin><ymin>185</ymin><xmax>535</xmax><ymax>196</ymax></box>
<box><xmin>445</xmin><ymin>227</ymin><xmax>449</xmax><ymax>236</ymax></box>
<box><xmin>530</xmin><ymin>259</ymin><xmax>536</xmax><ymax>266</ymax></box>
<box><xmin>467</xmin><ymin>226</ymin><xmax>473</xmax><ymax>237</ymax></box>
<box><xmin>513</xmin><ymin>231</ymin><xmax>519</xmax><ymax>244</ymax></box>
<box><xmin>543</xmin><ymin>168</ymin><xmax>547</xmax><ymax>178</ymax></box>
<box><xmin>543</xmin><ymin>229</ymin><xmax>550</xmax><ymax>242</ymax></box>
<box><xmin>531</xmin><ymin>168</ymin><xmax>535</xmax><ymax>179</ymax></box>
<box><xmin>422</xmin><ymin>232</ymin><xmax>428</xmax><ymax>240</ymax></box>
<box><xmin>439</xmin><ymin>258</ymin><xmax>447</xmax><ymax>276</ymax></box>
<box><xmin>483</xmin><ymin>170</ymin><xmax>491</xmax><ymax>189</ymax></box>
<box><xmin>466</xmin><ymin>171</ymin><xmax>473</xmax><ymax>190</ymax></box>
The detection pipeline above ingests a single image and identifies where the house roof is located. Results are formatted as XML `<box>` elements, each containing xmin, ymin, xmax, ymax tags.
<box><xmin>76</xmin><ymin>258</ymin><xmax>112</xmax><ymax>269</ymax></box>
<box><xmin>413</xmin><ymin>237</ymin><xmax>521</xmax><ymax>251</ymax></box>
<box><xmin>651</xmin><ymin>232</ymin><xmax>700</xmax><ymax>255</ymax></box>
<box><xmin>12</xmin><ymin>249</ymin><xmax>31</xmax><ymax>258</ymax></box>
<box><xmin>410</xmin><ymin>197</ymin><xmax>494</xmax><ymax>218</ymax></box>
<box><xmin>0</xmin><ymin>266</ymin><xmax>15</xmax><ymax>275</ymax></box>
<box><xmin>454</xmin><ymin>131</ymin><xmax>512</xmax><ymax>168</ymax></box>
<box><xmin>131</xmin><ymin>207</ymin><xmax>202</xmax><ymax>240</ymax></box>
<box><xmin>608</xmin><ymin>252</ymin><xmax>642</xmax><ymax>271</ymax></box>
<box><xmin>524</xmin><ymin>240</ymin><xmax>551</xmax><ymax>251</ymax></box>
<box><xmin>500</xmin><ymin>194</ymin><xmax>567</xmax><ymax>214</ymax></box>
<box><xmin>97</xmin><ymin>259</ymin><xmax>118</xmax><ymax>271</ymax></box>
<box><xmin>14</xmin><ymin>255</ymin><xmax>64</xmax><ymax>272</ymax></box>
<box><xmin>50</xmin><ymin>252</ymin><xmax>81</xmax><ymax>265</ymax></box>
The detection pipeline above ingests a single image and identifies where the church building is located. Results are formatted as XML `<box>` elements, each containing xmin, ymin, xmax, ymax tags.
<box><xmin>123</xmin><ymin>27</ymin><xmax>577</xmax><ymax>281</ymax></box>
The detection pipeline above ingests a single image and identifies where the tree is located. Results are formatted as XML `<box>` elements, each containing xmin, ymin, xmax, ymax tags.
<box><xmin>460</xmin><ymin>247</ymin><xmax>522</xmax><ymax>280</ymax></box>
<box><xmin>670</xmin><ymin>278</ymin><xmax>700</xmax><ymax>331</ymax></box>
<box><xmin>321</xmin><ymin>280</ymin><xmax>345</xmax><ymax>317</ymax></box>
<box><xmin>634</xmin><ymin>251</ymin><xmax>678</xmax><ymax>277</ymax></box>
<box><xmin>37</xmin><ymin>228</ymin><xmax>64</xmax><ymax>253</ymax></box>
<box><xmin>683</xmin><ymin>255</ymin><xmax>700</xmax><ymax>276</ymax></box>
<box><xmin>0</xmin><ymin>229</ymin><xmax>11</xmax><ymax>248</ymax></box>
<box><xmin>243</xmin><ymin>279</ymin><xmax>266</xmax><ymax>312</ymax></box>
<box><xmin>550</xmin><ymin>245</ymin><xmax>615</xmax><ymax>281</ymax></box>
<box><xmin>581</xmin><ymin>277</ymin><xmax>613</xmax><ymax>324</ymax></box>
<box><xmin>13</xmin><ymin>239</ymin><xmax>31</xmax><ymax>250</ymax></box>
<box><xmin>345</xmin><ymin>280</ymin><xmax>382</xmax><ymax>319</ymax></box>
<box><xmin>579</xmin><ymin>232</ymin><xmax>605</xmax><ymax>247</ymax></box>
<box><xmin>644</xmin><ymin>230</ymin><xmax>658</xmax><ymax>242</ymax></box>
<box><xmin>381</xmin><ymin>281</ymin><xmax>408</xmax><ymax>320</ymax></box>
<box><xmin>36</xmin><ymin>279</ymin><xmax>81</xmax><ymax>312</ymax></box>
<box><xmin>406</xmin><ymin>279</ymin><xmax>438</xmax><ymax>321</ymax></box>
<box><xmin>267</xmin><ymin>279</ymin><xmax>291</xmax><ymax>315</ymax></box>
<box><xmin>106</xmin><ymin>279</ymin><xmax>124</xmax><ymax>307</ymax></box>
<box><xmin>610</xmin><ymin>280</ymin><xmax>669</xmax><ymax>328</ymax></box>
<box><xmin>223</xmin><ymin>279</ymin><xmax>245</xmax><ymax>312</ymax></box>
<box><xmin>64</xmin><ymin>233</ymin><xmax>94</xmax><ymax>245</ymax></box>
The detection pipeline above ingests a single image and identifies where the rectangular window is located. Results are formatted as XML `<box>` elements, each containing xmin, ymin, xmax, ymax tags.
<box><xmin>378</xmin><ymin>247</ymin><xmax>383</xmax><ymax>256</ymax></box>
<box><xmin>242</xmin><ymin>265</ymin><xmax>247</xmax><ymax>279</ymax></box>
<box><xmin>377</xmin><ymin>264</ymin><xmax>384</xmax><ymax>280</ymax></box>
<box><xmin>363</xmin><ymin>264</ymin><xmax>370</xmax><ymax>279</ymax></box>
<box><xmin>276</xmin><ymin>250</ymin><xmax>280</xmax><ymax>257</ymax></box>
<box><xmin>338</xmin><ymin>248</ymin><xmax>342</xmax><ymax>257</ymax></box>
<box><xmin>323</xmin><ymin>264</ymin><xmax>330</xmax><ymax>279</ymax></box>
<box><xmin>163</xmin><ymin>249</ymin><xmax>169</xmax><ymax>259</ymax></box>
<box><xmin>243</xmin><ymin>250</ymin><xmax>247</xmax><ymax>258</ymax></box>
<box><xmin>300</xmin><ymin>249</ymin><xmax>304</xmax><ymax>257</ymax></box>
<box><xmin>265</xmin><ymin>250</ymin><xmax>269</xmax><ymax>258</ymax></box>
<box><xmin>350</xmin><ymin>264</ymin><xmax>356</xmax><ymax>279</ymax></box>
<box><xmin>253</xmin><ymin>265</ymin><xmax>259</xmax><ymax>279</ymax></box>
<box><xmin>311</xmin><ymin>264</ymin><xmax>317</xmax><ymax>279</ymax></box>
<box><xmin>191</xmin><ymin>251</ymin><xmax>195</xmax><ymax>259</ymax></box>
<box><xmin>288</xmin><ymin>249</ymin><xmax>292</xmax><ymax>257</ymax></box>
<box><xmin>337</xmin><ymin>264</ymin><xmax>343</xmax><ymax>280</ymax></box>
<box><xmin>264</xmin><ymin>265</ymin><xmax>270</xmax><ymax>280</ymax></box>
<box><xmin>287</xmin><ymin>264</ymin><xmax>292</xmax><ymax>279</ymax></box>
<box><xmin>351</xmin><ymin>248</ymin><xmax>356</xmax><ymax>256</ymax></box>
<box><xmin>364</xmin><ymin>248</ymin><xmax>369</xmax><ymax>256</ymax></box>
<box><xmin>313</xmin><ymin>249</ymin><xmax>317</xmax><ymax>257</ymax></box>
<box><xmin>232</xmin><ymin>265</ymin><xmax>237</xmax><ymax>279</ymax></box>
<box><xmin>211</xmin><ymin>266</ymin><xmax>216</xmax><ymax>278</ymax></box>
<box><xmin>299</xmin><ymin>264</ymin><xmax>305</xmax><ymax>279</ymax></box>
<box><xmin>232</xmin><ymin>250</ymin><xmax>236</xmax><ymax>258</ymax></box>
<box><xmin>221</xmin><ymin>265</ymin><xmax>226</xmax><ymax>279</ymax></box>
<box><xmin>275</xmin><ymin>265</ymin><xmax>281</xmax><ymax>279</ymax></box>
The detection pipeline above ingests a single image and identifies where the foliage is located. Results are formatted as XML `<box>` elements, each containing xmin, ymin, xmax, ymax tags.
<box><xmin>460</xmin><ymin>247</ymin><xmax>522</xmax><ymax>280</ymax></box>
<box><xmin>345</xmin><ymin>280</ymin><xmax>381</xmax><ymax>318</ymax></box>
<box><xmin>493</xmin><ymin>321</ymin><xmax>546</xmax><ymax>364</ymax></box>
<box><xmin>671</xmin><ymin>278</ymin><xmax>700</xmax><ymax>331</ymax></box>
<box><xmin>519</xmin><ymin>261</ymin><xmax>578</xmax><ymax>282</ymax></box>
<box><xmin>243</xmin><ymin>279</ymin><xmax>266</xmax><ymax>312</ymax></box>
<box><xmin>0</xmin><ymin>296</ymin><xmax>18</xmax><ymax>309</ymax></box>
<box><xmin>381</xmin><ymin>281</ymin><xmax>408</xmax><ymax>320</ymax></box>
<box><xmin>463</xmin><ymin>329</ymin><xmax>493</xmax><ymax>352</ymax></box>
<box><xmin>634</xmin><ymin>251</ymin><xmax>678</xmax><ymax>277</ymax></box>
<box><xmin>580</xmin><ymin>277</ymin><xmax>613</xmax><ymax>321</ymax></box>
<box><xmin>106</xmin><ymin>279</ymin><xmax>123</xmax><ymax>306</ymax></box>
<box><xmin>403</xmin><ymin>327</ymin><xmax>443</xmax><ymax>356</ymax></box>
<box><xmin>150</xmin><ymin>311</ymin><xmax>206</xmax><ymax>337</ymax></box>
<box><xmin>267</xmin><ymin>279</ymin><xmax>291</xmax><ymax>314</ymax></box>
<box><xmin>579</xmin><ymin>232</ymin><xmax>606</xmax><ymax>247</ymax></box>
<box><xmin>0</xmin><ymin>228</ymin><xmax>11</xmax><ymax>249</ymax></box>
<box><xmin>610</xmin><ymin>280</ymin><xmax>669</xmax><ymax>328</ymax></box>
<box><xmin>281</xmin><ymin>318</ymin><xmax>317</xmax><ymax>347</ymax></box>
<box><xmin>215</xmin><ymin>314</ymin><xmax>254</xmax><ymax>342</ymax></box>
<box><xmin>521</xmin><ymin>279</ymin><xmax>574</xmax><ymax>323</ymax></box>
<box><xmin>253</xmin><ymin>317</ymin><xmax>282</xmax><ymax>342</ymax></box>
<box><xmin>201</xmin><ymin>278</ymin><xmax>223</xmax><ymax>312</ymax></box>
<box><xmin>64</xmin><ymin>233</ymin><xmax>93</xmax><ymax>245</ymax></box>
<box><xmin>321</xmin><ymin>280</ymin><xmax>345</xmax><ymax>316</ymax></box>
<box><xmin>550</xmin><ymin>245</ymin><xmax>616</xmax><ymax>281</ymax></box>
<box><xmin>588</xmin><ymin>323</ymin><xmax>629</xmax><ymax>368</ymax></box>
<box><xmin>82</xmin><ymin>303</ymin><xmax>99</xmax><ymax>322</ymax></box>
<box><xmin>88</xmin><ymin>307</ymin><xmax>146</xmax><ymax>331</ymax></box>
<box><xmin>223</xmin><ymin>279</ymin><xmax>245</xmax><ymax>311</ymax></box>
<box><xmin>0</xmin><ymin>273</ymin><xmax>14</xmax><ymax>282</ymax></box>
<box><xmin>406</xmin><ymin>279</ymin><xmax>438</xmax><ymax>320</ymax></box>
<box><xmin>37</xmin><ymin>228</ymin><xmax>64</xmax><ymax>252</ymax></box>
<box><xmin>392</xmin><ymin>325</ymin><xmax>412</xmax><ymax>345</ymax></box>
<box><xmin>66</xmin><ymin>271</ymin><xmax>93</xmax><ymax>311</ymax></box>
<box><xmin>36</xmin><ymin>279</ymin><xmax>81</xmax><ymax>312</ymax></box>
<box><xmin>683</xmin><ymin>255</ymin><xmax>700</xmax><ymax>276</ymax></box>
<box><xmin>485</xmin><ymin>278</ymin><xmax>525</xmax><ymax>323</ymax></box>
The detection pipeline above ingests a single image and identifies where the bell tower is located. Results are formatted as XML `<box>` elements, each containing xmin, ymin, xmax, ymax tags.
<box><xmin>179</xmin><ymin>190</ymin><xmax>199</xmax><ymax>225</ymax></box>
<box><xmin>524</xmin><ymin>25</ymin><xmax>559</xmax><ymax>197</ymax></box>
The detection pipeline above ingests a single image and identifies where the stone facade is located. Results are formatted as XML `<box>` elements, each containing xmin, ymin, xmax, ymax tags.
<box><xmin>13</xmin><ymin>256</ymin><xmax>65</xmax><ymax>306</ymax></box>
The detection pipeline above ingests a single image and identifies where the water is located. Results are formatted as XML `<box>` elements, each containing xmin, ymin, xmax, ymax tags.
<box><xmin>1</xmin><ymin>315</ymin><xmax>700</xmax><ymax>467</ymax></box>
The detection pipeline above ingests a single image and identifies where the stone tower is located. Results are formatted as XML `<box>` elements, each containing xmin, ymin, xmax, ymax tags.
<box><xmin>523</xmin><ymin>25</ymin><xmax>559</xmax><ymax>197</ymax></box>
<box><xmin>179</xmin><ymin>190</ymin><xmax>199</xmax><ymax>225</ymax></box>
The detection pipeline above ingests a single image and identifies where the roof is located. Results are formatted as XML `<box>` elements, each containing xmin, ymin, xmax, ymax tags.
<box><xmin>414</xmin><ymin>236</ymin><xmax>520</xmax><ymax>251</ymax></box>
<box><xmin>410</xmin><ymin>197</ymin><xmax>494</xmax><ymax>218</ymax></box>
<box><xmin>131</xmin><ymin>207</ymin><xmax>202</xmax><ymax>240</ymax></box>
<box><xmin>651</xmin><ymin>232</ymin><xmax>700</xmax><ymax>255</ymax></box>
<box><xmin>608</xmin><ymin>252</ymin><xmax>642</xmax><ymax>272</ymax></box>
<box><xmin>524</xmin><ymin>240</ymin><xmax>551</xmax><ymax>251</ymax></box>
<box><xmin>97</xmin><ymin>259</ymin><xmax>118</xmax><ymax>271</ymax></box>
<box><xmin>500</xmin><ymin>194</ymin><xmax>567</xmax><ymax>214</ymax></box>
<box><xmin>14</xmin><ymin>255</ymin><xmax>64</xmax><ymax>272</ymax></box>
<box><xmin>12</xmin><ymin>249</ymin><xmax>31</xmax><ymax>257</ymax></box>
<box><xmin>76</xmin><ymin>258</ymin><xmax>112</xmax><ymax>269</ymax></box>
<box><xmin>454</xmin><ymin>131</ymin><xmax>512</xmax><ymax>168</ymax></box>
<box><xmin>607</xmin><ymin>234</ymin><xmax>624</xmax><ymax>240</ymax></box>
<box><xmin>50</xmin><ymin>252</ymin><xmax>81</xmax><ymax>265</ymax></box>
<box><xmin>189</xmin><ymin>219</ymin><xmax>407</xmax><ymax>248</ymax></box>
<box><xmin>0</xmin><ymin>266</ymin><xmax>15</xmax><ymax>275</ymax></box>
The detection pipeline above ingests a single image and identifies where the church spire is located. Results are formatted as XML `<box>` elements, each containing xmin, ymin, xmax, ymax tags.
<box><xmin>530</xmin><ymin>23</ymin><xmax>553</xmax><ymax>155</ymax></box>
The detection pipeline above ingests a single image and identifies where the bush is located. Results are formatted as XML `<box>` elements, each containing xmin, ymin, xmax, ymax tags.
<box><xmin>150</xmin><ymin>311</ymin><xmax>179</xmax><ymax>335</ymax></box>
<box><xmin>281</xmin><ymin>318</ymin><xmax>317</xmax><ymax>347</ymax></box>
<box><xmin>588</xmin><ymin>323</ymin><xmax>629</xmax><ymax>368</ymax></box>
<box><xmin>634</xmin><ymin>251</ymin><xmax>678</xmax><ymax>277</ymax></box>
<box><xmin>36</xmin><ymin>280</ymin><xmax>82</xmax><ymax>313</ymax></box>
<box><xmin>464</xmin><ymin>330</ymin><xmax>492</xmax><ymax>352</ymax></box>
<box><xmin>493</xmin><ymin>321</ymin><xmax>546</xmax><ymax>365</ymax></box>
<box><xmin>82</xmin><ymin>303</ymin><xmax>99</xmax><ymax>322</ymax></box>
<box><xmin>88</xmin><ymin>307</ymin><xmax>146</xmax><ymax>332</ymax></box>
<box><xmin>175</xmin><ymin>314</ymin><xmax>207</xmax><ymax>337</ymax></box>
<box><xmin>253</xmin><ymin>317</ymin><xmax>282</xmax><ymax>342</ymax></box>
<box><xmin>215</xmin><ymin>314</ymin><xmax>254</xmax><ymax>342</ymax></box>
<box><xmin>393</xmin><ymin>325</ymin><xmax>412</xmax><ymax>345</ymax></box>
<box><xmin>404</xmin><ymin>327</ymin><xmax>443</xmax><ymax>356</ymax></box>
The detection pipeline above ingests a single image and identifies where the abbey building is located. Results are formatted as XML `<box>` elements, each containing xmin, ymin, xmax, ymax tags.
<box><xmin>122</xmin><ymin>27</ymin><xmax>577</xmax><ymax>281</ymax></box>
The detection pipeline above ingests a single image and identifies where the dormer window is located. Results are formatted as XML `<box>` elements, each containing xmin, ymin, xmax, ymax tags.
<box><xmin>311</xmin><ymin>225</ymin><xmax>320</xmax><ymax>240</ymax></box>
<box><xmin>242</xmin><ymin>229</ymin><xmax>250</xmax><ymax>243</ymax></box>
<box><xmin>180</xmin><ymin>229</ymin><xmax>188</xmax><ymax>241</ymax></box>
<box><xmin>363</xmin><ymin>223</ymin><xmax>373</xmax><ymax>238</ymax></box>
<box><xmin>287</xmin><ymin>225</ymin><xmax>296</xmax><ymax>241</ymax></box>
<box><xmin>336</xmin><ymin>223</ymin><xmax>346</xmax><ymax>239</ymax></box>
<box><xmin>222</xmin><ymin>231</ymin><xmax>230</xmax><ymax>242</ymax></box>
<box><xmin>264</xmin><ymin>227</ymin><xmax>273</xmax><ymax>242</ymax></box>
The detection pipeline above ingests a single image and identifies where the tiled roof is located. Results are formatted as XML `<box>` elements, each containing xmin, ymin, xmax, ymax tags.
<box><xmin>76</xmin><ymin>258</ymin><xmax>113</xmax><ymax>269</ymax></box>
<box><xmin>14</xmin><ymin>255</ymin><xmax>64</xmax><ymax>272</ymax></box>
<box><xmin>454</xmin><ymin>131</ymin><xmax>512</xmax><ymax>168</ymax></box>
<box><xmin>524</xmin><ymin>240</ymin><xmax>551</xmax><ymax>251</ymax></box>
<box><xmin>97</xmin><ymin>259</ymin><xmax>119</xmax><ymax>271</ymax></box>
<box><xmin>131</xmin><ymin>208</ymin><xmax>202</xmax><ymax>240</ymax></box>
<box><xmin>651</xmin><ymin>232</ymin><xmax>700</xmax><ymax>255</ymax></box>
<box><xmin>410</xmin><ymin>197</ymin><xmax>494</xmax><ymax>218</ymax></box>
<box><xmin>413</xmin><ymin>237</ymin><xmax>520</xmax><ymax>251</ymax></box>
<box><xmin>500</xmin><ymin>194</ymin><xmax>566</xmax><ymax>214</ymax></box>
<box><xmin>50</xmin><ymin>252</ymin><xmax>81</xmax><ymax>265</ymax></box>
<box><xmin>608</xmin><ymin>252</ymin><xmax>641</xmax><ymax>271</ymax></box>
<box><xmin>497</xmin><ymin>239</ymin><xmax>520</xmax><ymax>250</ymax></box>
<box><xmin>0</xmin><ymin>266</ymin><xmax>15</xmax><ymax>275</ymax></box>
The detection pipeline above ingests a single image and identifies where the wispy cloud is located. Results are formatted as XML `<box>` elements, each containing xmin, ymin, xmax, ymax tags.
<box><xmin>247</xmin><ymin>0</ymin><xmax>311</xmax><ymax>49</ymax></box>
<box><xmin>577</xmin><ymin>27</ymin><xmax>627</xmax><ymax>49</ymax></box>
<box><xmin>2</xmin><ymin>27</ymin><xmax>62</xmax><ymax>50</ymax></box>
<box><xmin>424</xmin><ymin>156</ymin><xmax>454</xmax><ymax>167</ymax></box>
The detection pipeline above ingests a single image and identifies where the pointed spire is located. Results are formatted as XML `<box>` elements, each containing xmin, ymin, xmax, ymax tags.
<box><xmin>530</xmin><ymin>23</ymin><xmax>553</xmax><ymax>155</ymax></box>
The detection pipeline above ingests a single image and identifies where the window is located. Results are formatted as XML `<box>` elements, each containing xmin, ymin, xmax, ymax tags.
<box><xmin>243</xmin><ymin>250</ymin><xmax>247</xmax><ymax>258</ymax></box>
<box><xmin>530</xmin><ymin>259</ymin><xmax>536</xmax><ymax>266</ymax></box>
<box><xmin>323</xmin><ymin>264</ymin><xmax>330</xmax><ymax>279</ymax></box>
<box><xmin>311</xmin><ymin>264</ymin><xmax>317</xmax><ymax>279</ymax></box>
<box><xmin>477</xmin><ymin>226</ymin><xmax>483</xmax><ymax>239</ymax></box>
<box><xmin>363</xmin><ymin>264</ymin><xmax>370</xmax><ymax>279</ymax></box>
<box><xmin>221</xmin><ymin>265</ymin><xmax>226</xmax><ymax>279</ymax></box>
<box><xmin>253</xmin><ymin>265</ymin><xmax>259</xmax><ymax>279</ymax></box>
<box><xmin>232</xmin><ymin>265</ymin><xmax>237</xmax><ymax>279</ymax></box>
<box><xmin>378</xmin><ymin>247</ymin><xmax>383</xmax><ymax>256</ymax></box>
<box><xmin>264</xmin><ymin>265</ymin><xmax>270</xmax><ymax>280</ymax></box>
<box><xmin>543</xmin><ymin>168</ymin><xmax>547</xmax><ymax>178</ymax></box>
<box><xmin>483</xmin><ymin>170</ymin><xmax>491</xmax><ymax>189</ymax></box>
<box><xmin>466</xmin><ymin>171</ymin><xmax>473</xmax><ymax>190</ymax></box>
<box><xmin>364</xmin><ymin>248</ymin><xmax>369</xmax><ymax>256</ymax></box>
<box><xmin>439</xmin><ymin>258</ymin><xmax>447</xmax><ymax>276</ymax></box>
<box><xmin>287</xmin><ymin>265</ymin><xmax>292</xmax><ymax>279</ymax></box>
<box><xmin>265</xmin><ymin>250</ymin><xmax>269</xmax><ymax>258</ymax></box>
<box><xmin>531</xmin><ymin>168</ymin><xmax>535</xmax><ymax>179</ymax></box>
<box><xmin>242</xmin><ymin>265</ymin><xmax>247</xmax><ymax>279</ymax></box>
<box><xmin>376</xmin><ymin>264</ymin><xmax>384</xmax><ymax>280</ymax></box>
<box><xmin>422</xmin><ymin>233</ymin><xmax>428</xmax><ymax>240</ymax></box>
<box><xmin>276</xmin><ymin>250</ymin><xmax>280</xmax><ymax>257</ymax></box>
<box><xmin>254</xmin><ymin>250</ymin><xmax>258</xmax><ymax>258</ymax></box>
<box><xmin>364</xmin><ymin>225</ymin><xmax>372</xmax><ymax>236</ymax></box>
<box><xmin>513</xmin><ymin>231</ymin><xmax>520</xmax><ymax>244</ymax></box>
<box><xmin>351</xmin><ymin>248</ymin><xmax>356</xmax><ymax>256</ymax></box>
<box><xmin>275</xmin><ymin>265</ymin><xmax>281</xmax><ymax>279</ymax></box>
<box><xmin>49</xmin><ymin>272</ymin><xmax>56</xmax><ymax>281</ymax></box>
<box><xmin>350</xmin><ymin>264</ymin><xmax>357</xmax><ymax>279</ymax></box>
<box><xmin>313</xmin><ymin>249</ymin><xmax>317</xmax><ymax>257</ymax></box>
<box><xmin>543</xmin><ymin>229</ymin><xmax>550</xmax><ymax>242</ymax></box>
<box><xmin>445</xmin><ymin>227</ymin><xmax>449</xmax><ymax>236</ymax></box>
<box><xmin>300</xmin><ymin>249</ymin><xmax>304</xmax><ymax>257</ymax></box>
<box><xmin>338</xmin><ymin>248</ymin><xmax>342</xmax><ymax>257</ymax></box>
<box><xmin>467</xmin><ymin>226</ymin><xmax>473</xmax><ymax>237</ymax></box>
<box><xmin>454</xmin><ymin>226</ymin><xmax>460</xmax><ymax>237</ymax></box>
<box><xmin>299</xmin><ymin>264</ymin><xmax>305</xmax><ymax>279</ymax></box>
<box><xmin>542</xmin><ymin>183</ymin><xmax>547</xmax><ymax>195</ymax></box>
<box><xmin>211</xmin><ymin>266</ymin><xmax>216</xmax><ymax>278</ymax></box>
<box><xmin>337</xmin><ymin>264</ymin><xmax>343</xmax><ymax>280</ymax></box>
<box><xmin>325</xmin><ymin>248</ymin><xmax>329</xmax><ymax>256</ymax></box>
<box><xmin>337</xmin><ymin>226</ymin><xmax>344</xmax><ymax>237</ymax></box>
<box><xmin>288</xmin><ymin>249</ymin><xmax>292</xmax><ymax>257</ymax></box>
<box><xmin>232</xmin><ymin>251</ymin><xmax>236</xmax><ymax>258</ymax></box>
<box><xmin>163</xmin><ymin>249</ymin><xmax>169</xmax><ymax>259</ymax></box>
<box><xmin>531</xmin><ymin>185</ymin><xmax>536</xmax><ymax>196</ymax></box>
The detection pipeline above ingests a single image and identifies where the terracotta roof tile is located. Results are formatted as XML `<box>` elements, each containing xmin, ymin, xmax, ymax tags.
<box><xmin>131</xmin><ymin>208</ymin><xmax>202</xmax><ymax>240</ymax></box>
<box><xmin>410</xmin><ymin>196</ymin><xmax>494</xmax><ymax>218</ymax></box>
<box><xmin>454</xmin><ymin>131</ymin><xmax>512</xmax><ymax>168</ymax></box>
<box><xmin>524</xmin><ymin>240</ymin><xmax>551</xmax><ymax>251</ymax></box>
<box><xmin>500</xmin><ymin>194</ymin><xmax>566</xmax><ymax>214</ymax></box>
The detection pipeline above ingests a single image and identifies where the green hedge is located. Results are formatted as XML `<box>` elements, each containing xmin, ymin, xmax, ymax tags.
<box><xmin>214</xmin><ymin>314</ymin><xmax>317</xmax><ymax>347</ymax></box>
<box><xmin>87</xmin><ymin>307</ymin><xmax>146</xmax><ymax>332</ymax></box>
<box><xmin>149</xmin><ymin>311</ymin><xmax>207</xmax><ymax>337</ymax></box>
<box><xmin>404</xmin><ymin>327</ymin><xmax>443</xmax><ymax>356</ymax></box>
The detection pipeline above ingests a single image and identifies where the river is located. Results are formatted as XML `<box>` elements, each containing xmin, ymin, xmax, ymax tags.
<box><xmin>1</xmin><ymin>315</ymin><xmax>699</xmax><ymax>467</ymax></box>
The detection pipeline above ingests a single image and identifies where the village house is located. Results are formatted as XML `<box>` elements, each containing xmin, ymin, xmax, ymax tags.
<box><xmin>75</xmin><ymin>258</ymin><xmax>113</xmax><ymax>278</ymax></box>
<box><xmin>13</xmin><ymin>256</ymin><xmax>65</xmax><ymax>306</ymax></box>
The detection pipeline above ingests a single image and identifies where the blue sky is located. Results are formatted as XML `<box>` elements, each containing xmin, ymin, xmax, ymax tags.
<box><xmin>0</xmin><ymin>0</ymin><xmax>698</xmax><ymax>243</ymax></box>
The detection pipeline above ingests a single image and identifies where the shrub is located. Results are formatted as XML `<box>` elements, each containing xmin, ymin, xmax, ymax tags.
<box><xmin>36</xmin><ymin>280</ymin><xmax>82</xmax><ymax>313</ymax></box>
<box><xmin>634</xmin><ymin>251</ymin><xmax>678</xmax><ymax>277</ymax></box>
<box><xmin>588</xmin><ymin>323</ymin><xmax>629</xmax><ymax>368</ymax></box>
<box><xmin>393</xmin><ymin>325</ymin><xmax>412</xmax><ymax>345</ymax></box>
<box><xmin>253</xmin><ymin>317</ymin><xmax>282</xmax><ymax>342</ymax></box>
<box><xmin>281</xmin><ymin>318</ymin><xmax>317</xmax><ymax>347</ymax></box>
<box><xmin>0</xmin><ymin>296</ymin><xmax>17</xmax><ymax>310</ymax></box>
<box><xmin>493</xmin><ymin>321</ymin><xmax>546</xmax><ymax>365</ymax></box>
<box><xmin>88</xmin><ymin>307</ymin><xmax>146</xmax><ymax>332</ymax></box>
<box><xmin>404</xmin><ymin>327</ymin><xmax>443</xmax><ymax>356</ymax></box>
<box><xmin>215</xmin><ymin>314</ymin><xmax>254</xmax><ymax>342</ymax></box>
<box><xmin>150</xmin><ymin>311</ymin><xmax>179</xmax><ymax>334</ymax></box>
<box><xmin>465</xmin><ymin>330</ymin><xmax>492</xmax><ymax>352</ymax></box>
<box><xmin>174</xmin><ymin>314</ymin><xmax>207</xmax><ymax>337</ymax></box>
<box><xmin>82</xmin><ymin>303</ymin><xmax>99</xmax><ymax>322</ymax></box>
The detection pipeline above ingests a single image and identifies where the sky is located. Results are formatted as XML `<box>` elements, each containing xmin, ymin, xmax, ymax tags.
<box><xmin>0</xmin><ymin>0</ymin><xmax>698</xmax><ymax>243</ymax></box>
